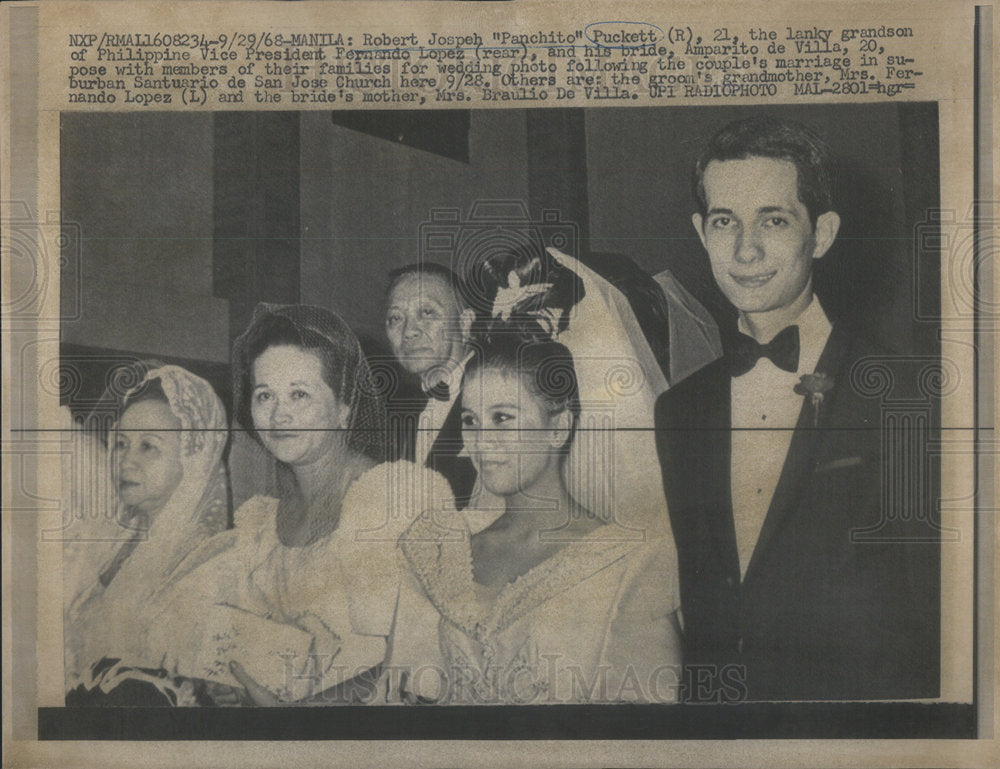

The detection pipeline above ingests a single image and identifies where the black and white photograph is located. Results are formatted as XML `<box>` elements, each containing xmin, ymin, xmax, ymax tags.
<box><xmin>45</xmin><ymin>101</ymin><xmax>957</xmax><ymax>729</ymax></box>
<box><xmin>2</xmin><ymin>0</ymin><xmax>995</xmax><ymax>765</ymax></box>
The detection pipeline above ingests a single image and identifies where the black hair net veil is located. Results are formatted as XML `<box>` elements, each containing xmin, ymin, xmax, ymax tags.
<box><xmin>229</xmin><ymin>303</ymin><xmax>388</xmax><ymax>506</ymax></box>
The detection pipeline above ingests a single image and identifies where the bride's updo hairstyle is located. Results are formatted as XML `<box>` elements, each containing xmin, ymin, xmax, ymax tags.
<box><xmin>464</xmin><ymin>331</ymin><xmax>581</xmax><ymax>456</ymax></box>
<box><xmin>466</xmin><ymin>241</ymin><xmax>586</xmax><ymax>342</ymax></box>
<box><xmin>461</xmin><ymin>242</ymin><xmax>588</xmax><ymax>455</ymax></box>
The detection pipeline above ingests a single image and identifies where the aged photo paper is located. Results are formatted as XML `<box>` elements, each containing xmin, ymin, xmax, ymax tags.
<box><xmin>2</xmin><ymin>0</ymin><xmax>997</xmax><ymax>767</ymax></box>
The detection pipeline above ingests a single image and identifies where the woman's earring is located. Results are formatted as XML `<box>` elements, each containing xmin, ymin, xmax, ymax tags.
<box><xmin>548</xmin><ymin>410</ymin><xmax>571</xmax><ymax>450</ymax></box>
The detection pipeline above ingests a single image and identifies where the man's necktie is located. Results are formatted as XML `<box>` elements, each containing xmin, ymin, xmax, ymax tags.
<box><xmin>728</xmin><ymin>325</ymin><xmax>800</xmax><ymax>377</ymax></box>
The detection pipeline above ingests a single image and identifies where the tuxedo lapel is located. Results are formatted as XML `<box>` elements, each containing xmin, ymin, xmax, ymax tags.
<box><xmin>658</xmin><ymin>360</ymin><xmax>739</xmax><ymax>579</ymax></box>
<box><xmin>692</xmin><ymin>364</ymin><xmax>738</xmax><ymax>564</ymax></box>
<box><xmin>385</xmin><ymin>375</ymin><xmax>429</xmax><ymax>463</ymax></box>
<box><xmin>426</xmin><ymin>397</ymin><xmax>477</xmax><ymax>510</ymax></box>
<box><xmin>743</xmin><ymin>323</ymin><xmax>854</xmax><ymax>584</ymax></box>
<box><xmin>657</xmin><ymin>358</ymin><xmax>742</xmax><ymax>668</ymax></box>
<box><xmin>427</xmin><ymin>398</ymin><xmax>460</xmax><ymax>456</ymax></box>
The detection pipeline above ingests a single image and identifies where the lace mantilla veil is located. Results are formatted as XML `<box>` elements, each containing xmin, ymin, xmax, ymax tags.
<box><xmin>63</xmin><ymin>362</ymin><xmax>230</xmax><ymax>692</ymax></box>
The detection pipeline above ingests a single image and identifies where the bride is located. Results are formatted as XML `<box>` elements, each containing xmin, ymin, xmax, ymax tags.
<box><xmin>389</xmin><ymin>248</ymin><xmax>682</xmax><ymax>705</ymax></box>
<box><xmin>466</xmin><ymin>243</ymin><xmax>672</xmax><ymax>532</ymax></box>
<box><xmin>391</xmin><ymin>325</ymin><xmax>681</xmax><ymax>704</ymax></box>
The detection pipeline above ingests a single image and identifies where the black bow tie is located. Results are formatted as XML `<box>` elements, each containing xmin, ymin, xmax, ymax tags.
<box><xmin>729</xmin><ymin>325</ymin><xmax>800</xmax><ymax>377</ymax></box>
<box><xmin>424</xmin><ymin>381</ymin><xmax>451</xmax><ymax>402</ymax></box>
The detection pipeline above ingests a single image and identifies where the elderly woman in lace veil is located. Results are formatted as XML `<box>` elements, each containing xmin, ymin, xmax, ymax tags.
<box><xmin>62</xmin><ymin>363</ymin><xmax>229</xmax><ymax>705</ymax></box>
<box><xmin>157</xmin><ymin>303</ymin><xmax>453</xmax><ymax>704</ymax></box>
<box><xmin>389</xmin><ymin>300</ymin><xmax>682</xmax><ymax>704</ymax></box>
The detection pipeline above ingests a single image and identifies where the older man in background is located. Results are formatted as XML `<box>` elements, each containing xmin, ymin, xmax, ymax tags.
<box><xmin>384</xmin><ymin>262</ymin><xmax>477</xmax><ymax>509</ymax></box>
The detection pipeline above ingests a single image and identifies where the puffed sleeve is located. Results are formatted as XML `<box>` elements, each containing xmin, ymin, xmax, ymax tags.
<box><xmin>338</xmin><ymin>462</ymin><xmax>456</xmax><ymax>639</ymax></box>
<box><xmin>384</xmin><ymin>554</ymin><xmax>449</xmax><ymax>704</ymax></box>
<box><xmin>598</xmin><ymin>536</ymin><xmax>683</xmax><ymax>703</ymax></box>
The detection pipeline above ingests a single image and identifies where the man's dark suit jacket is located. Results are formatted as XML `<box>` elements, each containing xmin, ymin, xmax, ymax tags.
<box><xmin>386</xmin><ymin>376</ymin><xmax>476</xmax><ymax>510</ymax></box>
<box><xmin>424</xmin><ymin>398</ymin><xmax>476</xmax><ymax>510</ymax></box>
<box><xmin>655</xmin><ymin>322</ymin><xmax>940</xmax><ymax>701</ymax></box>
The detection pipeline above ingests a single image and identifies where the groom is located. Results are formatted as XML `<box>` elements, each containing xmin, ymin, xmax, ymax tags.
<box><xmin>654</xmin><ymin>117</ymin><xmax>940</xmax><ymax>701</ymax></box>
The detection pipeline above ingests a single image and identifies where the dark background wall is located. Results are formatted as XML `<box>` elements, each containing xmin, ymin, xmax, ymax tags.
<box><xmin>60</xmin><ymin>113</ymin><xmax>230</xmax><ymax>413</ymax></box>
<box><xmin>298</xmin><ymin>109</ymin><xmax>530</xmax><ymax>349</ymax></box>
<box><xmin>585</xmin><ymin>103</ymin><xmax>939</xmax><ymax>352</ymax></box>
<box><xmin>60</xmin><ymin>103</ymin><xmax>939</xmax><ymax>414</ymax></box>
<box><xmin>60</xmin><ymin>113</ymin><xmax>226</xmax><ymax>361</ymax></box>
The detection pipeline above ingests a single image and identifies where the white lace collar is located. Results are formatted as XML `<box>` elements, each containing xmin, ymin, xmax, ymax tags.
<box><xmin>400</xmin><ymin>511</ymin><xmax>641</xmax><ymax>642</ymax></box>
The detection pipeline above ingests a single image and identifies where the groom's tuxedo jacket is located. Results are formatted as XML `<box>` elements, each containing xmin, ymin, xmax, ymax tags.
<box><xmin>654</xmin><ymin>322</ymin><xmax>940</xmax><ymax>701</ymax></box>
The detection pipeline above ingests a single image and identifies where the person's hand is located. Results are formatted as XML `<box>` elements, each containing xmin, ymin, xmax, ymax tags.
<box><xmin>228</xmin><ymin>661</ymin><xmax>281</xmax><ymax>706</ymax></box>
<box><xmin>203</xmin><ymin>680</ymin><xmax>247</xmax><ymax>707</ymax></box>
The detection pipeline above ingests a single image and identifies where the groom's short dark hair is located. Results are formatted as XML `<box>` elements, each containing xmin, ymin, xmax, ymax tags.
<box><xmin>692</xmin><ymin>116</ymin><xmax>835</xmax><ymax>225</ymax></box>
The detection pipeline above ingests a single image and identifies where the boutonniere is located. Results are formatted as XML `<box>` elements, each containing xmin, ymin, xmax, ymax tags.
<box><xmin>794</xmin><ymin>372</ymin><xmax>834</xmax><ymax>427</ymax></box>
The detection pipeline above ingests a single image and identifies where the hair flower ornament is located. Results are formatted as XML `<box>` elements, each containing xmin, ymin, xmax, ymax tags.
<box><xmin>794</xmin><ymin>372</ymin><xmax>835</xmax><ymax>427</ymax></box>
<box><xmin>492</xmin><ymin>271</ymin><xmax>553</xmax><ymax>322</ymax></box>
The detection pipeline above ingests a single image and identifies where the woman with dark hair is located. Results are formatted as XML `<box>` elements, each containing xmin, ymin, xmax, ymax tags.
<box><xmin>63</xmin><ymin>363</ymin><xmax>230</xmax><ymax>705</ymax></box>
<box><xmin>464</xmin><ymin>242</ymin><xmax>670</xmax><ymax>532</ymax></box>
<box><xmin>156</xmin><ymin>304</ymin><xmax>453</xmax><ymax>704</ymax></box>
<box><xmin>230</xmin><ymin>305</ymin><xmax>387</xmax><ymax>543</ymax></box>
<box><xmin>390</xmin><ymin>321</ymin><xmax>681</xmax><ymax>704</ymax></box>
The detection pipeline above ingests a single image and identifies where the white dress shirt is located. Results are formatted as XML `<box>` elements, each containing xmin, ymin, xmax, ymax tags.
<box><xmin>731</xmin><ymin>298</ymin><xmax>832</xmax><ymax>577</ymax></box>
